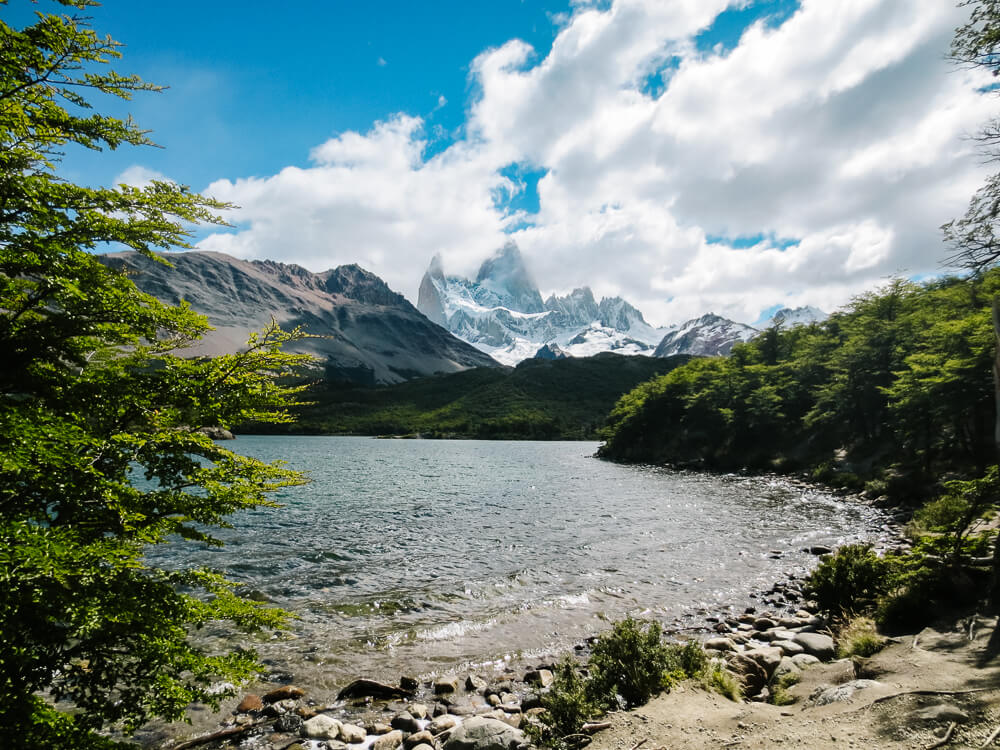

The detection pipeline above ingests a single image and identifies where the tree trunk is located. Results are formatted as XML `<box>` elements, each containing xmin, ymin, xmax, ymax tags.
<box><xmin>989</xmin><ymin>297</ymin><xmax>1000</xmax><ymax>617</ymax></box>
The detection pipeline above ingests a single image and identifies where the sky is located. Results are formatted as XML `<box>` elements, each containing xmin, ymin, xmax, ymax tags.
<box><xmin>18</xmin><ymin>0</ymin><xmax>997</xmax><ymax>327</ymax></box>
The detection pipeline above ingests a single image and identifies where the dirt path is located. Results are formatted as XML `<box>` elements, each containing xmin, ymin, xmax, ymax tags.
<box><xmin>590</xmin><ymin>615</ymin><xmax>1000</xmax><ymax>750</ymax></box>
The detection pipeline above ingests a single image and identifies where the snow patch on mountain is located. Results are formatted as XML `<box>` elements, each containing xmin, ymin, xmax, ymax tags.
<box><xmin>653</xmin><ymin>313</ymin><xmax>759</xmax><ymax>357</ymax></box>
<box><xmin>766</xmin><ymin>305</ymin><xmax>828</xmax><ymax>327</ymax></box>
<box><xmin>417</xmin><ymin>243</ymin><xmax>673</xmax><ymax>365</ymax></box>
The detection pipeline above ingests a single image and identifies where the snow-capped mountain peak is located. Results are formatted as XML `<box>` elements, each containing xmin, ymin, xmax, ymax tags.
<box><xmin>653</xmin><ymin>313</ymin><xmax>758</xmax><ymax>357</ymax></box>
<box><xmin>767</xmin><ymin>305</ymin><xmax>827</xmax><ymax>327</ymax></box>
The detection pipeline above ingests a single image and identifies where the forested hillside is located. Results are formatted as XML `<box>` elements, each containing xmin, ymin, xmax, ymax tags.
<box><xmin>255</xmin><ymin>353</ymin><xmax>691</xmax><ymax>439</ymax></box>
<box><xmin>599</xmin><ymin>273</ymin><xmax>998</xmax><ymax>498</ymax></box>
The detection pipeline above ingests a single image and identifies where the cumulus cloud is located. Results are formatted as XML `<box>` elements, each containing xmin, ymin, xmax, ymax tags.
<box><xmin>195</xmin><ymin>0</ymin><xmax>995</xmax><ymax>327</ymax></box>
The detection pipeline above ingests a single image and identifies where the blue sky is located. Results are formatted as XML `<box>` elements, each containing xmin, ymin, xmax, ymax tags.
<box><xmin>11</xmin><ymin>0</ymin><xmax>995</xmax><ymax>326</ymax></box>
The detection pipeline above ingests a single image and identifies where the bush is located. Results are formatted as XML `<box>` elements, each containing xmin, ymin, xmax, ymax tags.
<box><xmin>837</xmin><ymin>616</ymin><xmax>885</xmax><ymax>658</ymax></box>
<box><xmin>703</xmin><ymin>664</ymin><xmax>742</xmax><ymax>702</ymax></box>
<box><xmin>529</xmin><ymin>659</ymin><xmax>601</xmax><ymax>748</ymax></box>
<box><xmin>587</xmin><ymin>618</ymin><xmax>677</xmax><ymax>709</ymax></box>
<box><xmin>805</xmin><ymin>544</ymin><xmax>891</xmax><ymax>617</ymax></box>
<box><xmin>769</xmin><ymin>672</ymin><xmax>799</xmax><ymax>706</ymax></box>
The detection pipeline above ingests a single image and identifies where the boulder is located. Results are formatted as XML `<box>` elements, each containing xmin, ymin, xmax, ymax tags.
<box><xmin>409</xmin><ymin>704</ymin><xmax>429</xmax><ymax>720</ymax></box>
<box><xmin>435</xmin><ymin>676</ymin><xmax>461</xmax><ymax>694</ymax></box>
<box><xmin>793</xmin><ymin>632</ymin><xmax>836</xmax><ymax>660</ymax></box>
<box><xmin>391</xmin><ymin>711</ymin><xmax>422</xmax><ymax>734</ymax></box>
<box><xmin>772</xmin><ymin>639</ymin><xmax>805</xmax><ymax>656</ymax></box>
<box><xmin>339</xmin><ymin>679</ymin><xmax>412</xmax><ymax>701</ymax></box>
<box><xmin>405</xmin><ymin>730</ymin><xmax>435</xmax><ymax>748</ymax></box>
<box><xmin>703</xmin><ymin>637</ymin><xmax>737</xmax><ymax>652</ymax></box>
<box><xmin>442</xmin><ymin>717</ymin><xmax>526</xmax><ymax>750</ymax></box>
<box><xmin>340</xmin><ymin>723</ymin><xmax>367</xmax><ymax>743</ymax></box>
<box><xmin>236</xmin><ymin>694</ymin><xmax>263</xmax><ymax>713</ymax></box>
<box><xmin>753</xmin><ymin>617</ymin><xmax>778</xmax><ymax>631</ymax></box>
<box><xmin>523</xmin><ymin>669</ymin><xmax>554</xmax><ymax>688</ymax></box>
<box><xmin>264</xmin><ymin>685</ymin><xmax>305</xmax><ymax>703</ymax></box>
<box><xmin>791</xmin><ymin>653</ymin><xmax>821</xmax><ymax>669</ymax></box>
<box><xmin>303</xmin><ymin>714</ymin><xmax>342</xmax><ymax>740</ymax></box>
<box><xmin>429</xmin><ymin>714</ymin><xmax>460</xmax><ymax>734</ymax></box>
<box><xmin>275</xmin><ymin>714</ymin><xmax>304</xmax><ymax>734</ymax></box>
<box><xmin>810</xmin><ymin>680</ymin><xmax>881</xmax><ymax>705</ymax></box>
<box><xmin>466</xmin><ymin>674</ymin><xmax>488</xmax><ymax>692</ymax></box>
<box><xmin>372</xmin><ymin>729</ymin><xmax>405</xmax><ymax>750</ymax></box>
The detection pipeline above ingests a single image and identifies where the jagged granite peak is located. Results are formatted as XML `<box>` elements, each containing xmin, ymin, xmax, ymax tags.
<box><xmin>416</xmin><ymin>249</ymin><xmax>672</xmax><ymax>365</ymax></box>
<box><xmin>101</xmin><ymin>250</ymin><xmax>498</xmax><ymax>385</ymax></box>
<box><xmin>474</xmin><ymin>241</ymin><xmax>545</xmax><ymax>313</ymax></box>
<box><xmin>544</xmin><ymin>287</ymin><xmax>599</xmax><ymax>327</ymax></box>
<box><xmin>598</xmin><ymin>296</ymin><xmax>648</xmax><ymax>332</ymax></box>
<box><xmin>653</xmin><ymin>313</ymin><xmax>759</xmax><ymax>357</ymax></box>
<box><xmin>534</xmin><ymin>343</ymin><xmax>570</xmax><ymax>360</ymax></box>
<box><xmin>768</xmin><ymin>305</ymin><xmax>827</xmax><ymax>328</ymax></box>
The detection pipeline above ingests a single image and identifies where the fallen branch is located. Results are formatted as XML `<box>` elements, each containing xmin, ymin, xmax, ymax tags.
<box><xmin>863</xmin><ymin>687</ymin><xmax>995</xmax><ymax>710</ymax></box>
<box><xmin>925</xmin><ymin>721</ymin><xmax>956</xmax><ymax>750</ymax></box>
<box><xmin>173</xmin><ymin>724</ymin><xmax>255</xmax><ymax>750</ymax></box>
<box><xmin>982</xmin><ymin>725</ymin><xmax>1000</xmax><ymax>748</ymax></box>
<box><xmin>581</xmin><ymin>721</ymin><xmax>613</xmax><ymax>734</ymax></box>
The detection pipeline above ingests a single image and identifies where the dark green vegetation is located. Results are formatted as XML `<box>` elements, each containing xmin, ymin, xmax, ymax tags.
<box><xmin>600</xmin><ymin>273</ymin><xmax>998</xmax><ymax>498</ymax></box>
<box><xmin>0</xmin><ymin>3</ymin><xmax>305</xmax><ymax>746</ymax></box>
<box><xmin>254</xmin><ymin>353</ymin><xmax>691</xmax><ymax>439</ymax></box>
<box><xmin>528</xmin><ymin>618</ymin><xmax>725</xmax><ymax>749</ymax></box>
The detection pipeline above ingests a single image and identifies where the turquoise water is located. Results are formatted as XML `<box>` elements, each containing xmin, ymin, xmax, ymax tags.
<box><xmin>147</xmin><ymin>436</ymin><xmax>884</xmax><ymax>695</ymax></box>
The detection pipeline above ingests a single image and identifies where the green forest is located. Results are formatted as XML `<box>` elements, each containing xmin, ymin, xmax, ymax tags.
<box><xmin>600</xmin><ymin>272</ymin><xmax>998</xmax><ymax>499</ymax></box>
<box><xmin>258</xmin><ymin>353</ymin><xmax>691</xmax><ymax>439</ymax></box>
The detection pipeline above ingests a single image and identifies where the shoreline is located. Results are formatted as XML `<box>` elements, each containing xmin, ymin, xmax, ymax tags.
<box><xmin>140</xmin><ymin>488</ymin><xmax>907</xmax><ymax>749</ymax></box>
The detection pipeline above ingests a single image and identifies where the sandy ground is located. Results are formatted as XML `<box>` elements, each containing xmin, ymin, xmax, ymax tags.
<box><xmin>589</xmin><ymin>614</ymin><xmax>1000</xmax><ymax>750</ymax></box>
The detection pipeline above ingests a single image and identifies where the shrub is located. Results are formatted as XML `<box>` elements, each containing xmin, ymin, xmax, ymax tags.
<box><xmin>837</xmin><ymin>616</ymin><xmax>885</xmax><ymax>658</ymax></box>
<box><xmin>529</xmin><ymin>659</ymin><xmax>601</xmax><ymax>748</ymax></box>
<box><xmin>703</xmin><ymin>664</ymin><xmax>742</xmax><ymax>702</ymax></box>
<box><xmin>805</xmin><ymin>544</ymin><xmax>891</xmax><ymax>617</ymax></box>
<box><xmin>769</xmin><ymin>672</ymin><xmax>799</xmax><ymax>706</ymax></box>
<box><xmin>587</xmin><ymin>617</ymin><xmax>676</xmax><ymax>709</ymax></box>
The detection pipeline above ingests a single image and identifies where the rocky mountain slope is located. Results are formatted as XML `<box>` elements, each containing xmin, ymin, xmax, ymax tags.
<box><xmin>417</xmin><ymin>242</ymin><xmax>672</xmax><ymax>364</ymax></box>
<box><xmin>653</xmin><ymin>313</ymin><xmax>760</xmax><ymax>357</ymax></box>
<box><xmin>101</xmin><ymin>251</ymin><xmax>499</xmax><ymax>385</ymax></box>
<box><xmin>767</xmin><ymin>305</ymin><xmax>828</xmax><ymax>327</ymax></box>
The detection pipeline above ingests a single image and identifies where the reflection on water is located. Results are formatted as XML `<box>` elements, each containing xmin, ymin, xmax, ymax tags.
<box><xmin>146</xmin><ymin>436</ymin><xmax>885</xmax><ymax>697</ymax></box>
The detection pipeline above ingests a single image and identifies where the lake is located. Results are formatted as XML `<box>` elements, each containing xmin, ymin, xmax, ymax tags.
<box><xmin>146</xmin><ymin>436</ymin><xmax>887</xmax><ymax>698</ymax></box>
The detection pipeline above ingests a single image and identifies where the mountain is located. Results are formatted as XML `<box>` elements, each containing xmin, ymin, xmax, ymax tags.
<box><xmin>766</xmin><ymin>305</ymin><xmax>828</xmax><ymax>328</ymax></box>
<box><xmin>416</xmin><ymin>242</ymin><xmax>673</xmax><ymax>364</ymax></box>
<box><xmin>101</xmin><ymin>250</ymin><xmax>499</xmax><ymax>385</ymax></box>
<box><xmin>653</xmin><ymin>313</ymin><xmax>759</xmax><ymax>357</ymax></box>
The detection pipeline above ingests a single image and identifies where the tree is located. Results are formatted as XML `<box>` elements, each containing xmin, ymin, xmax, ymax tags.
<box><xmin>0</xmin><ymin>2</ymin><xmax>310</xmax><ymax>745</ymax></box>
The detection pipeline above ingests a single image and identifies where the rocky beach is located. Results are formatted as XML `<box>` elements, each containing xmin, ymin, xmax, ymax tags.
<box><xmin>139</xmin><ymin>490</ymin><xmax>917</xmax><ymax>750</ymax></box>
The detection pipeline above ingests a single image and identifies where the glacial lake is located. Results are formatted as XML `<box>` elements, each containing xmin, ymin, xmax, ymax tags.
<box><xmin>147</xmin><ymin>436</ymin><xmax>888</xmax><ymax>697</ymax></box>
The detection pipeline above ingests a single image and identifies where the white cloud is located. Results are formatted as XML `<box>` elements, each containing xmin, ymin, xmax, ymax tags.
<box><xmin>114</xmin><ymin>165</ymin><xmax>172</xmax><ymax>188</ymax></box>
<box><xmin>195</xmin><ymin>0</ymin><xmax>996</xmax><ymax>328</ymax></box>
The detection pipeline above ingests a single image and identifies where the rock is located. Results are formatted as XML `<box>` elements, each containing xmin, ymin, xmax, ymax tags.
<box><xmin>809</xmin><ymin>545</ymin><xmax>833</xmax><ymax>555</ymax></box>
<box><xmin>714</xmin><ymin>622</ymin><xmax>731</xmax><ymax>633</ymax></box>
<box><xmin>276</xmin><ymin>713</ymin><xmax>305</xmax><ymax>733</ymax></box>
<box><xmin>523</xmin><ymin>669</ymin><xmax>554</xmax><ymax>688</ymax></box>
<box><xmin>264</xmin><ymin>685</ymin><xmax>305</xmax><ymax>703</ymax></box>
<box><xmin>234</xmin><ymin>713</ymin><xmax>255</xmax><ymax>726</ymax></box>
<box><xmin>744</xmin><ymin>647</ymin><xmax>784</xmax><ymax>676</ymax></box>
<box><xmin>484</xmin><ymin>709</ymin><xmax>522</xmax><ymax>729</ymax></box>
<box><xmin>401</xmin><ymin>676</ymin><xmax>420</xmax><ymax>691</ymax></box>
<box><xmin>763</xmin><ymin>629</ymin><xmax>799</xmax><ymax>642</ymax></box>
<box><xmin>753</xmin><ymin>617</ymin><xmax>778</xmax><ymax>631</ymax></box>
<box><xmin>405</xmin><ymin>730</ymin><xmax>435</xmax><ymax>748</ymax></box>
<box><xmin>340</xmin><ymin>722</ymin><xmax>367</xmax><ymax>743</ymax></box>
<box><xmin>810</xmin><ymin>680</ymin><xmax>881</xmax><ymax>705</ymax></box>
<box><xmin>774</xmin><ymin>657</ymin><xmax>800</xmax><ymax>679</ymax></box>
<box><xmin>793</xmin><ymin>632</ymin><xmax>836</xmax><ymax>660</ymax></box>
<box><xmin>435</xmin><ymin>676</ymin><xmax>461</xmax><ymax>694</ymax></box>
<box><xmin>373</xmin><ymin>730</ymin><xmax>406</xmax><ymax>750</ymax></box>
<box><xmin>499</xmin><ymin>693</ymin><xmax>516</xmax><ymax>706</ymax></box>
<box><xmin>391</xmin><ymin>711</ymin><xmax>422</xmax><ymax>734</ymax></box>
<box><xmin>487</xmin><ymin>694</ymin><xmax>501</xmax><ymax>707</ymax></box>
<box><xmin>791</xmin><ymin>653</ymin><xmax>821</xmax><ymax>669</ymax></box>
<box><xmin>198</xmin><ymin>425</ymin><xmax>235</xmax><ymax>440</ymax></box>
<box><xmin>703</xmin><ymin>637</ymin><xmax>737</xmax><ymax>652</ymax></box>
<box><xmin>339</xmin><ymin>679</ymin><xmax>413</xmax><ymax>701</ymax></box>
<box><xmin>442</xmin><ymin>716</ymin><xmax>526</xmax><ymax>750</ymax></box>
<box><xmin>914</xmin><ymin>703</ymin><xmax>971</xmax><ymax>723</ymax></box>
<box><xmin>369</xmin><ymin>723</ymin><xmax>394</xmax><ymax>735</ymax></box>
<box><xmin>303</xmin><ymin>714</ymin><xmax>343</xmax><ymax>740</ymax></box>
<box><xmin>236</xmin><ymin>694</ymin><xmax>264</xmax><ymax>713</ymax></box>
<box><xmin>521</xmin><ymin>693</ymin><xmax>543</xmax><ymax>711</ymax></box>
<box><xmin>466</xmin><ymin>674</ymin><xmax>488</xmax><ymax>692</ymax></box>
<box><xmin>410</xmin><ymin>703</ymin><xmax>429</xmax><ymax>720</ymax></box>
<box><xmin>772</xmin><ymin>639</ymin><xmax>805</xmax><ymax>656</ymax></box>
<box><xmin>411</xmin><ymin>745</ymin><xmax>436</xmax><ymax>750</ymax></box>
<box><xmin>430</xmin><ymin>714</ymin><xmax>460</xmax><ymax>734</ymax></box>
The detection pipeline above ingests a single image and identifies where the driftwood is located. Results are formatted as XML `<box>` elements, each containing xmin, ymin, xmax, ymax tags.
<box><xmin>581</xmin><ymin>721</ymin><xmax>613</xmax><ymax>733</ymax></box>
<box><xmin>336</xmin><ymin>678</ymin><xmax>413</xmax><ymax>700</ymax></box>
<box><xmin>925</xmin><ymin>721</ymin><xmax>957</xmax><ymax>750</ymax></box>
<box><xmin>982</xmin><ymin>724</ymin><xmax>1000</xmax><ymax>748</ymax></box>
<box><xmin>628</xmin><ymin>739</ymin><xmax>648</xmax><ymax>750</ymax></box>
<box><xmin>172</xmin><ymin>724</ymin><xmax>255</xmax><ymax>750</ymax></box>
